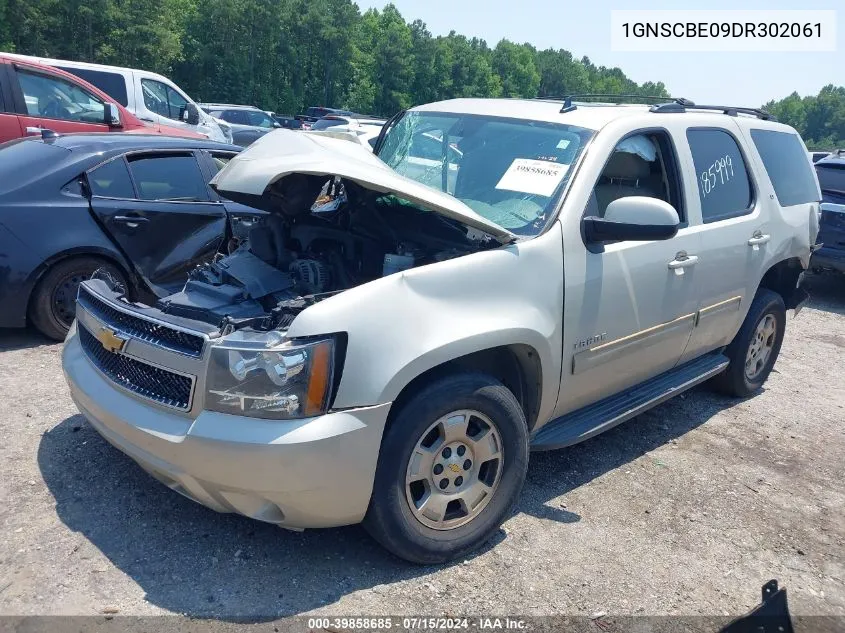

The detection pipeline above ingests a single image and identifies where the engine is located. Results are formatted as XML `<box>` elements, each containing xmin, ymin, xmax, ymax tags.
<box><xmin>156</xmin><ymin>178</ymin><xmax>493</xmax><ymax>331</ymax></box>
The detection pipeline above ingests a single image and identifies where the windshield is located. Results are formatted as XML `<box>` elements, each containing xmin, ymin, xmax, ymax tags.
<box><xmin>377</xmin><ymin>111</ymin><xmax>593</xmax><ymax>236</ymax></box>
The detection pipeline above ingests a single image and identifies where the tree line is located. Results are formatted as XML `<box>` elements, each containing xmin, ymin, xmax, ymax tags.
<box><xmin>1</xmin><ymin>0</ymin><xmax>842</xmax><ymax>147</ymax></box>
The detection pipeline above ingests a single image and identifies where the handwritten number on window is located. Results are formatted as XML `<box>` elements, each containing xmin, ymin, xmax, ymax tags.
<box><xmin>700</xmin><ymin>155</ymin><xmax>734</xmax><ymax>198</ymax></box>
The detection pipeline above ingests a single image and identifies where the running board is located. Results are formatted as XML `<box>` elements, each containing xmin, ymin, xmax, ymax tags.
<box><xmin>530</xmin><ymin>353</ymin><xmax>729</xmax><ymax>451</ymax></box>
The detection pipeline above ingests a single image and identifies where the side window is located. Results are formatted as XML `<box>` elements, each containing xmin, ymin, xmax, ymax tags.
<box><xmin>750</xmin><ymin>129</ymin><xmax>821</xmax><ymax>206</ymax></box>
<box><xmin>16</xmin><ymin>69</ymin><xmax>105</xmax><ymax>123</ymax></box>
<box><xmin>55</xmin><ymin>67</ymin><xmax>128</xmax><ymax>106</ymax></box>
<box><xmin>687</xmin><ymin>129</ymin><xmax>753</xmax><ymax>223</ymax></box>
<box><xmin>88</xmin><ymin>158</ymin><xmax>136</xmax><ymax>199</ymax></box>
<box><xmin>127</xmin><ymin>153</ymin><xmax>208</xmax><ymax>201</ymax></box>
<box><xmin>141</xmin><ymin>79</ymin><xmax>188</xmax><ymax>121</ymax></box>
<box><xmin>592</xmin><ymin>131</ymin><xmax>684</xmax><ymax>221</ymax></box>
<box><xmin>246</xmin><ymin>110</ymin><xmax>274</xmax><ymax>128</ymax></box>
<box><xmin>222</xmin><ymin>110</ymin><xmax>248</xmax><ymax>125</ymax></box>
<box><xmin>141</xmin><ymin>79</ymin><xmax>169</xmax><ymax>117</ymax></box>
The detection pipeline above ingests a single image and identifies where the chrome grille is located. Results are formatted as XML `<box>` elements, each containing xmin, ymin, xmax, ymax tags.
<box><xmin>78</xmin><ymin>325</ymin><xmax>194</xmax><ymax>410</ymax></box>
<box><xmin>78</xmin><ymin>285</ymin><xmax>205</xmax><ymax>358</ymax></box>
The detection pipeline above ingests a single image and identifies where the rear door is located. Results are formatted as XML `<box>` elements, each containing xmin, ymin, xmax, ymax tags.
<box><xmin>9</xmin><ymin>64</ymin><xmax>110</xmax><ymax>135</ymax></box>
<box><xmin>86</xmin><ymin>151</ymin><xmax>227</xmax><ymax>295</ymax></box>
<box><xmin>677</xmin><ymin>126</ymin><xmax>767</xmax><ymax>363</ymax></box>
<box><xmin>0</xmin><ymin>62</ymin><xmax>24</xmax><ymax>141</ymax></box>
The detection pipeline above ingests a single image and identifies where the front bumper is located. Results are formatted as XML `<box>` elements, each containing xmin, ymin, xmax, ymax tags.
<box><xmin>62</xmin><ymin>326</ymin><xmax>391</xmax><ymax>529</ymax></box>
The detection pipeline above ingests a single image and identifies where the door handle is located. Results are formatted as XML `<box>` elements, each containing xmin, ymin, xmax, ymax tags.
<box><xmin>668</xmin><ymin>252</ymin><xmax>699</xmax><ymax>276</ymax></box>
<box><xmin>748</xmin><ymin>231</ymin><xmax>771</xmax><ymax>250</ymax></box>
<box><xmin>113</xmin><ymin>215</ymin><xmax>149</xmax><ymax>228</ymax></box>
<box><xmin>25</xmin><ymin>126</ymin><xmax>42</xmax><ymax>135</ymax></box>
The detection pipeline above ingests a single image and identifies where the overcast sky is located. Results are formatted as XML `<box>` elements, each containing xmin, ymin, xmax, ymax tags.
<box><xmin>359</xmin><ymin>0</ymin><xmax>843</xmax><ymax>106</ymax></box>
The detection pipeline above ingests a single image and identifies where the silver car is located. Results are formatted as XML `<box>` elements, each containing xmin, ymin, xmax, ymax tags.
<box><xmin>199</xmin><ymin>103</ymin><xmax>281</xmax><ymax>147</ymax></box>
<box><xmin>62</xmin><ymin>97</ymin><xmax>820</xmax><ymax>563</ymax></box>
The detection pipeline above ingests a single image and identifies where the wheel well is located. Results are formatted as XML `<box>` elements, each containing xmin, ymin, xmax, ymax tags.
<box><xmin>758</xmin><ymin>258</ymin><xmax>804</xmax><ymax>308</ymax></box>
<box><xmin>26</xmin><ymin>252</ymin><xmax>133</xmax><ymax>317</ymax></box>
<box><xmin>387</xmin><ymin>345</ymin><xmax>543</xmax><ymax>431</ymax></box>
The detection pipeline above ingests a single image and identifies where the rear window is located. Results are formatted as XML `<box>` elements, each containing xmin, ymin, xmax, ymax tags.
<box><xmin>88</xmin><ymin>158</ymin><xmax>135</xmax><ymax>199</ymax></box>
<box><xmin>54</xmin><ymin>66</ymin><xmax>128</xmax><ymax>106</ymax></box>
<box><xmin>750</xmin><ymin>129</ymin><xmax>820</xmax><ymax>206</ymax></box>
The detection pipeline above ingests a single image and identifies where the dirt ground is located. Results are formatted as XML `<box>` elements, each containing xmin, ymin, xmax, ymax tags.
<box><xmin>0</xmin><ymin>273</ymin><xmax>843</xmax><ymax>622</ymax></box>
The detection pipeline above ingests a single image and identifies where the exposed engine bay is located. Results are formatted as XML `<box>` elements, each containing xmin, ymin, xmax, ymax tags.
<box><xmin>156</xmin><ymin>176</ymin><xmax>497</xmax><ymax>332</ymax></box>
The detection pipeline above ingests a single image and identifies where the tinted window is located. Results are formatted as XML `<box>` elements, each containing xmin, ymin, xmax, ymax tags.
<box><xmin>55</xmin><ymin>67</ymin><xmax>128</xmax><ymax>106</ymax></box>
<box><xmin>816</xmin><ymin>162</ymin><xmax>845</xmax><ymax>196</ymax></box>
<box><xmin>221</xmin><ymin>110</ymin><xmax>249</xmax><ymax>125</ymax></box>
<box><xmin>751</xmin><ymin>129</ymin><xmax>821</xmax><ymax>207</ymax></box>
<box><xmin>687</xmin><ymin>129</ymin><xmax>753</xmax><ymax>223</ymax></box>
<box><xmin>0</xmin><ymin>139</ymin><xmax>71</xmax><ymax>195</ymax></box>
<box><xmin>17</xmin><ymin>69</ymin><xmax>105</xmax><ymax>123</ymax></box>
<box><xmin>127</xmin><ymin>154</ymin><xmax>207</xmax><ymax>201</ymax></box>
<box><xmin>141</xmin><ymin>79</ymin><xmax>189</xmax><ymax>121</ymax></box>
<box><xmin>245</xmin><ymin>110</ymin><xmax>274</xmax><ymax>128</ymax></box>
<box><xmin>88</xmin><ymin>158</ymin><xmax>135</xmax><ymax>198</ymax></box>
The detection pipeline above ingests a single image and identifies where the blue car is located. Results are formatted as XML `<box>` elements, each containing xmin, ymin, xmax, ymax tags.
<box><xmin>813</xmin><ymin>152</ymin><xmax>845</xmax><ymax>274</ymax></box>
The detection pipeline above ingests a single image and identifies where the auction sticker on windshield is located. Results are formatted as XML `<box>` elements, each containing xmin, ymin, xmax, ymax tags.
<box><xmin>495</xmin><ymin>158</ymin><xmax>569</xmax><ymax>196</ymax></box>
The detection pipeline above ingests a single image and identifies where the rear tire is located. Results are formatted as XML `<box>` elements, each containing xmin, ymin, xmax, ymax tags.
<box><xmin>29</xmin><ymin>257</ymin><xmax>126</xmax><ymax>341</ymax></box>
<box><xmin>363</xmin><ymin>372</ymin><xmax>529</xmax><ymax>564</ymax></box>
<box><xmin>711</xmin><ymin>289</ymin><xmax>786</xmax><ymax>397</ymax></box>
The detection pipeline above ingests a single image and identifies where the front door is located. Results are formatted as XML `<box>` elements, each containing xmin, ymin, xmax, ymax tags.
<box><xmin>11</xmin><ymin>65</ymin><xmax>110</xmax><ymax>136</ymax></box>
<box><xmin>557</xmin><ymin>127</ymin><xmax>702</xmax><ymax>415</ymax></box>
<box><xmin>86</xmin><ymin>151</ymin><xmax>227</xmax><ymax>295</ymax></box>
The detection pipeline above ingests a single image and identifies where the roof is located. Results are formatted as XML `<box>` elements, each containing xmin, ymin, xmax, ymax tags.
<box><xmin>48</xmin><ymin>133</ymin><xmax>241</xmax><ymax>154</ymax></box>
<box><xmin>1</xmin><ymin>52</ymin><xmax>173</xmax><ymax>84</ymax></box>
<box><xmin>413</xmin><ymin>98</ymin><xmax>652</xmax><ymax>131</ymax></box>
<box><xmin>413</xmin><ymin>98</ymin><xmax>795</xmax><ymax>134</ymax></box>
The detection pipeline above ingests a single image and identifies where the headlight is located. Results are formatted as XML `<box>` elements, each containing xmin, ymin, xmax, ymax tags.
<box><xmin>205</xmin><ymin>334</ymin><xmax>335</xmax><ymax>419</ymax></box>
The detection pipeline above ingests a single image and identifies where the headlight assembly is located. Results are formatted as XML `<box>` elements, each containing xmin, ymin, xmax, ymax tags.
<box><xmin>205</xmin><ymin>335</ymin><xmax>335</xmax><ymax>419</ymax></box>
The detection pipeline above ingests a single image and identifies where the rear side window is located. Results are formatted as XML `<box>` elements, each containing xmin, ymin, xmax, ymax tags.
<box><xmin>55</xmin><ymin>67</ymin><xmax>128</xmax><ymax>106</ymax></box>
<box><xmin>751</xmin><ymin>129</ymin><xmax>821</xmax><ymax>206</ymax></box>
<box><xmin>88</xmin><ymin>158</ymin><xmax>135</xmax><ymax>199</ymax></box>
<box><xmin>127</xmin><ymin>153</ymin><xmax>207</xmax><ymax>201</ymax></box>
<box><xmin>687</xmin><ymin>129</ymin><xmax>753</xmax><ymax>223</ymax></box>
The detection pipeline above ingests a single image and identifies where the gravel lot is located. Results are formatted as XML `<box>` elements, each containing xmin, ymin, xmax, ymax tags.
<box><xmin>1</xmin><ymin>274</ymin><xmax>843</xmax><ymax>622</ymax></box>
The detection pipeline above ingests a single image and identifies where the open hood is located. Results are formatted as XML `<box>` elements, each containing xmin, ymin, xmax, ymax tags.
<box><xmin>210</xmin><ymin>129</ymin><xmax>516</xmax><ymax>244</ymax></box>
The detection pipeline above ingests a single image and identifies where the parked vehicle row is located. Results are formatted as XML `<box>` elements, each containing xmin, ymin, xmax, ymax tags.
<box><xmin>3</xmin><ymin>53</ymin><xmax>233</xmax><ymax>143</ymax></box>
<box><xmin>54</xmin><ymin>95</ymin><xmax>820</xmax><ymax>564</ymax></box>
<box><xmin>0</xmin><ymin>54</ymin><xmax>208</xmax><ymax>143</ymax></box>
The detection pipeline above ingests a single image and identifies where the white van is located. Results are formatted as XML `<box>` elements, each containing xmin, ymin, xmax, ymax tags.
<box><xmin>4</xmin><ymin>54</ymin><xmax>233</xmax><ymax>143</ymax></box>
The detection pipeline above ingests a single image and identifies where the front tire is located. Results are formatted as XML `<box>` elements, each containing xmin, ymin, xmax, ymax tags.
<box><xmin>711</xmin><ymin>289</ymin><xmax>786</xmax><ymax>397</ymax></box>
<box><xmin>363</xmin><ymin>373</ymin><xmax>529</xmax><ymax>564</ymax></box>
<box><xmin>29</xmin><ymin>257</ymin><xmax>126</xmax><ymax>341</ymax></box>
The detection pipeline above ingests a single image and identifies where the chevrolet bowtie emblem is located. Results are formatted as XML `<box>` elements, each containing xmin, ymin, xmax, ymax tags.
<box><xmin>96</xmin><ymin>326</ymin><xmax>127</xmax><ymax>353</ymax></box>
<box><xmin>448</xmin><ymin>463</ymin><xmax>461</xmax><ymax>474</ymax></box>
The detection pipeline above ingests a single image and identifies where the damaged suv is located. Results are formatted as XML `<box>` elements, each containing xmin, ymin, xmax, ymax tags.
<box><xmin>62</xmin><ymin>97</ymin><xmax>820</xmax><ymax>563</ymax></box>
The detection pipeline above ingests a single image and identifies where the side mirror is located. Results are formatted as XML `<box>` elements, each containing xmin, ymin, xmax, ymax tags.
<box><xmin>103</xmin><ymin>103</ymin><xmax>121</xmax><ymax>128</ymax></box>
<box><xmin>583</xmin><ymin>196</ymin><xmax>680</xmax><ymax>244</ymax></box>
<box><xmin>182</xmin><ymin>103</ymin><xmax>200</xmax><ymax>125</ymax></box>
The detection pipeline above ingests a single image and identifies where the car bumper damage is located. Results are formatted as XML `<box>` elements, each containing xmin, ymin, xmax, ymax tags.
<box><xmin>62</xmin><ymin>320</ymin><xmax>390</xmax><ymax>529</ymax></box>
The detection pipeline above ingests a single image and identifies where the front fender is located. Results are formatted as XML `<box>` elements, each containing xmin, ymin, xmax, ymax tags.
<box><xmin>286</xmin><ymin>221</ymin><xmax>565</xmax><ymax>423</ymax></box>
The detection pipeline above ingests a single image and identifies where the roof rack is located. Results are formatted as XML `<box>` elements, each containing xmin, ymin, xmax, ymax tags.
<box><xmin>555</xmin><ymin>94</ymin><xmax>694</xmax><ymax>113</ymax></box>
<box><xmin>649</xmin><ymin>101</ymin><xmax>775</xmax><ymax>120</ymax></box>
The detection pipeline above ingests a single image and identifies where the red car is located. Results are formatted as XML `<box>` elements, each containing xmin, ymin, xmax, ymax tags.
<box><xmin>0</xmin><ymin>54</ymin><xmax>203</xmax><ymax>142</ymax></box>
